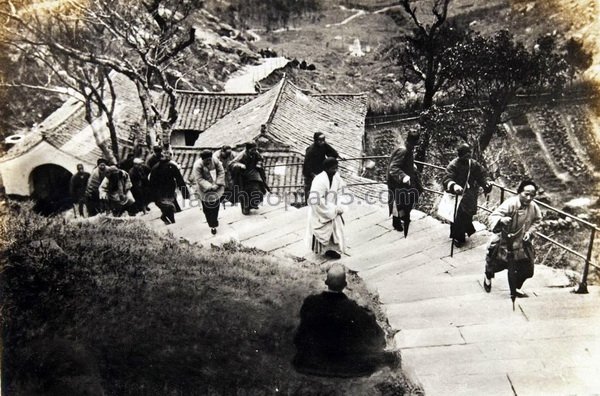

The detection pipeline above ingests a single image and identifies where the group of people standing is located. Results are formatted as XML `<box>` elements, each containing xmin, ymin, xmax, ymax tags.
<box><xmin>189</xmin><ymin>142</ymin><xmax>271</xmax><ymax>234</ymax></box>
<box><xmin>70</xmin><ymin>147</ymin><xmax>189</xmax><ymax>223</ymax></box>
<box><xmin>70</xmin><ymin>142</ymin><xmax>271</xmax><ymax>232</ymax></box>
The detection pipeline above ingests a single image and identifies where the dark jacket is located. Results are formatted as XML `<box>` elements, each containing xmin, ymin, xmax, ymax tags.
<box><xmin>293</xmin><ymin>291</ymin><xmax>386</xmax><ymax>377</ymax></box>
<box><xmin>145</xmin><ymin>153</ymin><xmax>161</xmax><ymax>170</ymax></box>
<box><xmin>387</xmin><ymin>145</ymin><xmax>422</xmax><ymax>214</ymax></box>
<box><xmin>230</xmin><ymin>150</ymin><xmax>269</xmax><ymax>192</ymax></box>
<box><xmin>149</xmin><ymin>160</ymin><xmax>188</xmax><ymax>202</ymax></box>
<box><xmin>70</xmin><ymin>171</ymin><xmax>90</xmax><ymax>200</ymax></box>
<box><xmin>129</xmin><ymin>164</ymin><xmax>151</xmax><ymax>200</ymax></box>
<box><xmin>443</xmin><ymin>158</ymin><xmax>491</xmax><ymax>216</ymax></box>
<box><xmin>129</xmin><ymin>165</ymin><xmax>150</xmax><ymax>190</ymax></box>
<box><xmin>303</xmin><ymin>143</ymin><xmax>339</xmax><ymax>178</ymax></box>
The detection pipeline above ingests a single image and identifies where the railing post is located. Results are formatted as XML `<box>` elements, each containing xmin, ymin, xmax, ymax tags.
<box><xmin>450</xmin><ymin>194</ymin><xmax>459</xmax><ymax>258</ymax></box>
<box><xmin>574</xmin><ymin>228</ymin><xmax>595</xmax><ymax>294</ymax></box>
<box><xmin>500</xmin><ymin>186</ymin><xmax>505</xmax><ymax>203</ymax></box>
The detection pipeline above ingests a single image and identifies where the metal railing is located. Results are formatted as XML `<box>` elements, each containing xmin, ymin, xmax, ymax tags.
<box><xmin>266</xmin><ymin>155</ymin><xmax>598</xmax><ymax>293</ymax></box>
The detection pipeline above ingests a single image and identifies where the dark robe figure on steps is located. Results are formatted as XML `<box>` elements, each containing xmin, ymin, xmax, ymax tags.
<box><xmin>302</xmin><ymin>132</ymin><xmax>339</xmax><ymax>204</ymax></box>
<box><xmin>149</xmin><ymin>151</ymin><xmax>189</xmax><ymax>225</ymax></box>
<box><xmin>230</xmin><ymin>141</ymin><xmax>270</xmax><ymax>215</ymax></box>
<box><xmin>387</xmin><ymin>130</ymin><xmax>423</xmax><ymax>237</ymax></box>
<box><xmin>443</xmin><ymin>143</ymin><xmax>492</xmax><ymax>247</ymax></box>
<box><xmin>293</xmin><ymin>264</ymin><xmax>398</xmax><ymax>377</ymax></box>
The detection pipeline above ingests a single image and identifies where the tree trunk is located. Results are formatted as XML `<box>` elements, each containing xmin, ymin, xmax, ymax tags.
<box><xmin>135</xmin><ymin>80</ymin><xmax>158</xmax><ymax>148</ymax></box>
<box><xmin>105</xmin><ymin>117</ymin><xmax>120</xmax><ymax>162</ymax></box>
<box><xmin>83</xmin><ymin>98</ymin><xmax>116</xmax><ymax>164</ymax></box>
<box><xmin>478</xmin><ymin>112</ymin><xmax>501</xmax><ymax>154</ymax></box>
<box><xmin>422</xmin><ymin>77</ymin><xmax>435</xmax><ymax>109</ymax></box>
<box><xmin>160</xmin><ymin>80</ymin><xmax>178</xmax><ymax>146</ymax></box>
<box><xmin>422</xmin><ymin>50</ymin><xmax>436</xmax><ymax>110</ymax></box>
<box><xmin>414</xmin><ymin>128</ymin><xmax>431</xmax><ymax>171</ymax></box>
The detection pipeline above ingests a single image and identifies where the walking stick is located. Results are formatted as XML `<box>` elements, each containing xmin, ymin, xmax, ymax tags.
<box><xmin>450</xmin><ymin>194</ymin><xmax>459</xmax><ymax>257</ymax></box>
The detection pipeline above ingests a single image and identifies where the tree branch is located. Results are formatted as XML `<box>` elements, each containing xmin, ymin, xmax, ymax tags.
<box><xmin>400</xmin><ymin>0</ymin><xmax>426</xmax><ymax>35</ymax></box>
<box><xmin>157</xmin><ymin>27</ymin><xmax>195</xmax><ymax>65</ymax></box>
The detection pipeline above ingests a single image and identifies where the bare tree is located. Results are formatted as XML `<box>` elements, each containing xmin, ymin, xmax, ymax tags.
<box><xmin>389</xmin><ymin>0</ymin><xmax>453</xmax><ymax>109</ymax></box>
<box><xmin>0</xmin><ymin>0</ymin><xmax>200</xmax><ymax>151</ymax></box>
<box><xmin>384</xmin><ymin>0</ymin><xmax>458</xmax><ymax>168</ymax></box>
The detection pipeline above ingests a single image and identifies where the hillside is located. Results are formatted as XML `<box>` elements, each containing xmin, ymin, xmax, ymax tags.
<box><xmin>249</xmin><ymin>0</ymin><xmax>582</xmax><ymax>107</ymax></box>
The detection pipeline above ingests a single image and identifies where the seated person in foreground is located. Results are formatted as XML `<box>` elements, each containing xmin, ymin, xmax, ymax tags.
<box><xmin>293</xmin><ymin>264</ymin><xmax>398</xmax><ymax>377</ymax></box>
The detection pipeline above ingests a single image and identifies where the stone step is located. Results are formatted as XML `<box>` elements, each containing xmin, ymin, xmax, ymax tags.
<box><xmin>507</xmin><ymin>367</ymin><xmax>600</xmax><ymax>396</ymax></box>
<box><xmin>239</xmin><ymin>206</ymin><xmax>307</xmax><ymax>243</ymax></box>
<box><xmin>361</xmin><ymin>252</ymin><xmax>449</xmax><ymax>282</ymax></box>
<box><xmin>386</xmin><ymin>293</ymin><xmax>528</xmax><ymax>330</ymax></box>
<box><xmin>250</xmin><ymin>231</ymin><xmax>304</xmax><ymax>253</ymax></box>
<box><xmin>414</xmin><ymin>372</ymin><xmax>515</xmax><ymax>396</ymax></box>
<box><xmin>459</xmin><ymin>317</ymin><xmax>600</xmax><ymax>345</ymax></box>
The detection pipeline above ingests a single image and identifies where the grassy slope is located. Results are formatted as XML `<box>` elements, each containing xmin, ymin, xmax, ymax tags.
<box><xmin>0</xmin><ymin>205</ymin><xmax>415</xmax><ymax>395</ymax></box>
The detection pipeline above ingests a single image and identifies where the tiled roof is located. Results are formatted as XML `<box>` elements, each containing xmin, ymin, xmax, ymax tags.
<box><xmin>156</xmin><ymin>91</ymin><xmax>256</xmax><ymax>133</ymax></box>
<box><xmin>2</xmin><ymin>75</ymin><xmax>256</xmax><ymax>164</ymax></box>
<box><xmin>1</xmin><ymin>74</ymin><xmax>143</xmax><ymax>165</ymax></box>
<box><xmin>0</xmin><ymin>129</ymin><xmax>44</xmax><ymax>163</ymax></box>
<box><xmin>268</xmin><ymin>81</ymin><xmax>368</xmax><ymax>177</ymax></box>
<box><xmin>189</xmin><ymin>78</ymin><xmax>369</xmax><ymax>192</ymax></box>
<box><xmin>193</xmin><ymin>79</ymin><xmax>285</xmax><ymax>149</ymax></box>
<box><xmin>193</xmin><ymin>78</ymin><xmax>369</xmax><ymax>178</ymax></box>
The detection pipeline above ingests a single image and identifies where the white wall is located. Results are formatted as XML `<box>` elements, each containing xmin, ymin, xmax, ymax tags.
<box><xmin>0</xmin><ymin>141</ymin><xmax>94</xmax><ymax>196</ymax></box>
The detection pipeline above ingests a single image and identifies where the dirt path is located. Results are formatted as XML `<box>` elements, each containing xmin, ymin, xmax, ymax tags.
<box><xmin>326</xmin><ymin>6</ymin><xmax>367</xmax><ymax>27</ymax></box>
<box><xmin>224</xmin><ymin>57</ymin><xmax>289</xmax><ymax>93</ymax></box>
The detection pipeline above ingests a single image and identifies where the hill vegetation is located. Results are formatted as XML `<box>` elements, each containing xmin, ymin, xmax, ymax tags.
<box><xmin>0</xmin><ymin>204</ymin><xmax>414</xmax><ymax>395</ymax></box>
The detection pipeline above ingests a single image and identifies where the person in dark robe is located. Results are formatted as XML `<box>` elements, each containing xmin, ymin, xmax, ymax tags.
<box><xmin>443</xmin><ymin>143</ymin><xmax>492</xmax><ymax>247</ymax></box>
<box><xmin>212</xmin><ymin>145</ymin><xmax>237</xmax><ymax>203</ymax></box>
<box><xmin>293</xmin><ymin>264</ymin><xmax>397</xmax><ymax>377</ymax></box>
<box><xmin>302</xmin><ymin>132</ymin><xmax>339</xmax><ymax>204</ymax></box>
<box><xmin>387</xmin><ymin>130</ymin><xmax>423</xmax><ymax>237</ymax></box>
<box><xmin>149</xmin><ymin>151</ymin><xmax>189</xmax><ymax>225</ymax></box>
<box><xmin>118</xmin><ymin>153</ymin><xmax>135</xmax><ymax>173</ymax></box>
<box><xmin>85</xmin><ymin>158</ymin><xmax>109</xmax><ymax>216</ymax></box>
<box><xmin>485</xmin><ymin>180</ymin><xmax>542</xmax><ymax>302</ymax></box>
<box><xmin>128</xmin><ymin>158</ymin><xmax>151</xmax><ymax>214</ymax></box>
<box><xmin>230</xmin><ymin>141</ymin><xmax>270</xmax><ymax>215</ymax></box>
<box><xmin>145</xmin><ymin>145</ymin><xmax>162</xmax><ymax>170</ymax></box>
<box><xmin>70</xmin><ymin>163</ymin><xmax>90</xmax><ymax>217</ymax></box>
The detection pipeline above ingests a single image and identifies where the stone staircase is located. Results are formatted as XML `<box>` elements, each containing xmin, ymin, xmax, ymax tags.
<box><xmin>148</xmin><ymin>196</ymin><xmax>600</xmax><ymax>395</ymax></box>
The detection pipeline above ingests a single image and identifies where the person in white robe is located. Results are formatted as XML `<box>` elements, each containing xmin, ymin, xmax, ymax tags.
<box><xmin>305</xmin><ymin>158</ymin><xmax>349</xmax><ymax>259</ymax></box>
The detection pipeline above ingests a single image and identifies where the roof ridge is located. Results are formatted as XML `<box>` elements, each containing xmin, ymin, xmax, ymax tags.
<box><xmin>284</xmin><ymin>78</ymin><xmax>368</xmax><ymax>97</ymax></box>
<box><xmin>311</xmin><ymin>92</ymin><xmax>369</xmax><ymax>97</ymax></box>
<box><xmin>170</xmin><ymin>90</ymin><xmax>258</xmax><ymax>96</ymax></box>
<box><xmin>265</xmin><ymin>76</ymin><xmax>287</xmax><ymax>126</ymax></box>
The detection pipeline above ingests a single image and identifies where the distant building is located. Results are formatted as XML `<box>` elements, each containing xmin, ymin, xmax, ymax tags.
<box><xmin>0</xmin><ymin>75</ymin><xmax>141</xmax><ymax>200</ymax></box>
